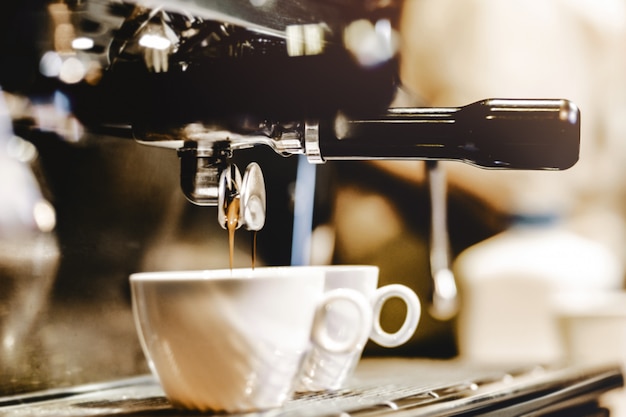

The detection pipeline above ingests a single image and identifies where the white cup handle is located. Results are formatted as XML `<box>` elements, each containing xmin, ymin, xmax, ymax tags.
<box><xmin>370</xmin><ymin>284</ymin><xmax>421</xmax><ymax>348</ymax></box>
<box><xmin>310</xmin><ymin>288</ymin><xmax>373</xmax><ymax>354</ymax></box>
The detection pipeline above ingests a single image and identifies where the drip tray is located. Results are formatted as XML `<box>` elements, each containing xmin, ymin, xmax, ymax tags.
<box><xmin>0</xmin><ymin>359</ymin><xmax>623</xmax><ymax>416</ymax></box>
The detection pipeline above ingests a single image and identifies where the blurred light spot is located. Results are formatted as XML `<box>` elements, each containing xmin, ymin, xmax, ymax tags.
<box><xmin>375</xmin><ymin>18</ymin><xmax>393</xmax><ymax>45</ymax></box>
<box><xmin>53</xmin><ymin>90</ymin><xmax>71</xmax><ymax>113</ymax></box>
<box><xmin>344</xmin><ymin>19</ymin><xmax>398</xmax><ymax>67</ymax></box>
<box><xmin>334</xmin><ymin>112</ymin><xmax>350</xmax><ymax>140</ymax></box>
<box><xmin>568</xmin><ymin>0</ymin><xmax>626</xmax><ymax>33</ymax></box>
<box><xmin>249</xmin><ymin>0</ymin><xmax>268</xmax><ymax>6</ymax></box>
<box><xmin>65</xmin><ymin>116</ymin><xmax>85</xmax><ymax>143</ymax></box>
<box><xmin>59</xmin><ymin>56</ymin><xmax>86</xmax><ymax>84</ymax></box>
<box><xmin>31</xmin><ymin>91</ymin><xmax>85</xmax><ymax>143</ymax></box>
<box><xmin>39</xmin><ymin>51</ymin><xmax>63</xmax><ymax>77</ymax></box>
<box><xmin>54</xmin><ymin>23</ymin><xmax>75</xmax><ymax>53</ymax></box>
<box><xmin>33</xmin><ymin>200</ymin><xmax>56</xmax><ymax>233</ymax></box>
<box><xmin>303</xmin><ymin>24</ymin><xmax>324</xmax><ymax>55</ymax></box>
<box><xmin>48</xmin><ymin>2</ymin><xmax>70</xmax><ymax>25</ymax></box>
<box><xmin>3</xmin><ymin>335</ymin><xmax>15</xmax><ymax>350</ymax></box>
<box><xmin>286</xmin><ymin>24</ymin><xmax>326</xmax><ymax>57</ymax></box>
<box><xmin>84</xmin><ymin>60</ymin><xmax>103</xmax><ymax>85</ymax></box>
<box><xmin>139</xmin><ymin>33</ymin><xmax>172</xmax><ymax>50</ymax></box>
<box><xmin>6</xmin><ymin>136</ymin><xmax>38</xmax><ymax>163</ymax></box>
<box><xmin>72</xmin><ymin>36</ymin><xmax>94</xmax><ymax>50</ymax></box>
<box><xmin>310</xmin><ymin>224</ymin><xmax>335</xmax><ymax>266</ymax></box>
<box><xmin>286</xmin><ymin>25</ymin><xmax>304</xmax><ymax>56</ymax></box>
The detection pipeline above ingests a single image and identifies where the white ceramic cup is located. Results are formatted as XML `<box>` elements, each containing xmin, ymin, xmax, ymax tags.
<box><xmin>297</xmin><ymin>265</ymin><xmax>421</xmax><ymax>391</ymax></box>
<box><xmin>553</xmin><ymin>291</ymin><xmax>626</xmax><ymax>416</ymax></box>
<box><xmin>554</xmin><ymin>291</ymin><xmax>626</xmax><ymax>367</ymax></box>
<box><xmin>130</xmin><ymin>267</ymin><xmax>372</xmax><ymax>413</ymax></box>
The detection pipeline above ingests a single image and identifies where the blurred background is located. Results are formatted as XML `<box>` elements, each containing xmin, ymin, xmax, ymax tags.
<box><xmin>1</xmin><ymin>0</ymin><xmax>626</xmax><ymax>402</ymax></box>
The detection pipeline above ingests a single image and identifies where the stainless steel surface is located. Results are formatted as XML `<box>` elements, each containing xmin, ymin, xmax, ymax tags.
<box><xmin>0</xmin><ymin>359</ymin><xmax>622</xmax><ymax>416</ymax></box>
<box><xmin>0</xmin><ymin>375</ymin><xmax>154</xmax><ymax>407</ymax></box>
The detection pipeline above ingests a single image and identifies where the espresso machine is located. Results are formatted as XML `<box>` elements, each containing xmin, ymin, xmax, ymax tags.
<box><xmin>4</xmin><ymin>0</ymin><xmax>580</xmax><ymax>210</ymax></box>
<box><xmin>2</xmin><ymin>1</ymin><xmax>623</xmax><ymax>416</ymax></box>
<box><xmin>3</xmin><ymin>0</ymin><xmax>579</xmax><ymax>317</ymax></box>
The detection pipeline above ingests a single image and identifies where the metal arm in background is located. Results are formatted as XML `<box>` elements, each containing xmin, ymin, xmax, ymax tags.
<box><xmin>426</xmin><ymin>160</ymin><xmax>459</xmax><ymax>321</ymax></box>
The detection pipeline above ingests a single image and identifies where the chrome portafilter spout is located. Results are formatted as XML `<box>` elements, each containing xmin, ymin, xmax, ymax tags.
<box><xmin>178</xmin><ymin>141</ymin><xmax>266</xmax><ymax>232</ymax></box>
<box><xmin>217</xmin><ymin>162</ymin><xmax>266</xmax><ymax>232</ymax></box>
<box><xmin>217</xmin><ymin>163</ymin><xmax>243</xmax><ymax>230</ymax></box>
<box><xmin>239</xmin><ymin>163</ymin><xmax>267</xmax><ymax>232</ymax></box>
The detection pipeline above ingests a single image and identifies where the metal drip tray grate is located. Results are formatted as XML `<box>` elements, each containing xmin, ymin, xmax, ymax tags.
<box><xmin>0</xmin><ymin>359</ymin><xmax>622</xmax><ymax>416</ymax></box>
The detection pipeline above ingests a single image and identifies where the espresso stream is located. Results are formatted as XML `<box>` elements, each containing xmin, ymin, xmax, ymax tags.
<box><xmin>251</xmin><ymin>230</ymin><xmax>257</xmax><ymax>270</ymax></box>
<box><xmin>225</xmin><ymin>197</ymin><xmax>257</xmax><ymax>270</ymax></box>
<box><xmin>226</xmin><ymin>198</ymin><xmax>240</xmax><ymax>270</ymax></box>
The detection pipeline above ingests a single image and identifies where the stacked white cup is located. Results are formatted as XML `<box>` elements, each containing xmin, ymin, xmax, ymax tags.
<box><xmin>130</xmin><ymin>265</ymin><xmax>421</xmax><ymax>413</ymax></box>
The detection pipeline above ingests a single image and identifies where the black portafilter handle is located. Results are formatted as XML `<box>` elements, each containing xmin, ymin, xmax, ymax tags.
<box><xmin>318</xmin><ymin>99</ymin><xmax>580</xmax><ymax>170</ymax></box>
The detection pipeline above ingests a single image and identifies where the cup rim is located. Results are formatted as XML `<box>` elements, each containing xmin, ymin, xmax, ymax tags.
<box><xmin>129</xmin><ymin>265</ymin><xmax>379</xmax><ymax>282</ymax></box>
<box><xmin>130</xmin><ymin>266</ymin><xmax>313</xmax><ymax>282</ymax></box>
<box><xmin>308</xmin><ymin>264</ymin><xmax>379</xmax><ymax>273</ymax></box>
